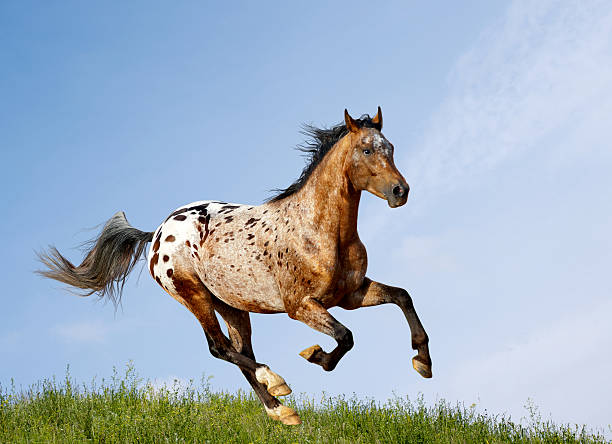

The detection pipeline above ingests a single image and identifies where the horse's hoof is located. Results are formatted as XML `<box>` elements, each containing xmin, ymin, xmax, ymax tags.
<box><xmin>255</xmin><ymin>366</ymin><xmax>290</xmax><ymax>396</ymax></box>
<box><xmin>266</xmin><ymin>405</ymin><xmax>302</xmax><ymax>426</ymax></box>
<box><xmin>412</xmin><ymin>356</ymin><xmax>432</xmax><ymax>379</ymax></box>
<box><xmin>281</xmin><ymin>413</ymin><xmax>302</xmax><ymax>425</ymax></box>
<box><xmin>268</xmin><ymin>383</ymin><xmax>292</xmax><ymax>397</ymax></box>
<box><xmin>299</xmin><ymin>344</ymin><xmax>323</xmax><ymax>361</ymax></box>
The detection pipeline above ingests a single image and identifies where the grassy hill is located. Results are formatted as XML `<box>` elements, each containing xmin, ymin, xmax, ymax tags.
<box><xmin>0</xmin><ymin>366</ymin><xmax>608</xmax><ymax>443</ymax></box>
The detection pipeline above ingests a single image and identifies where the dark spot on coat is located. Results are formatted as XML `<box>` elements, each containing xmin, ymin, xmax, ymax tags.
<box><xmin>225</xmin><ymin>216</ymin><xmax>234</xmax><ymax>223</ymax></box>
<box><xmin>155</xmin><ymin>276</ymin><xmax>162</xmax><ymax>286</ymax></box>
<box><xmin>165</xmin><ymin>235</ymin><xmax>175</xmax><ymax>242</ymax></box>
<box><xmin>185</xmin><ymin>240</ymin><xmax>191</xmax><ymax>247</ymax></box>
<box><xmin>152</xmin><ymin>230</ymin><xmax>163</xmax><ymax>252</ymax></box>
<box><xmin>220</xmin><ymin>205</ymin><xmax>240</xmax><ymax>213</ymax></box>
<box><xmin>165</xmin><ymin>204</ymin><xmax>209</xmax><ymax>222</ymax></box>
<box><xmin>264</xmin><ymin>241</ymin><xmax>269</xmax><ymax>247</ymax></box>
<box><xmin>163</xmin><ymin>255</ymin><xmax>169</xmax><ymax>262</ymax></box>
<box><xmin>153</xmin><ymin>230</ymin><xmax>163</xmax><ymax>249</ymax></box>
<box><xmin>247</xmin><ymin>233</ymin><xmax>255</xmax><ymax>240</ymax></box>
<box><xmin>194</xmin><ymin>251</ymin><xmax>200</xmax><ymax>260</ymax></box>
<box><xmin>167</xmin><ymin>268</ymin><xmax>174</xmax><ymax>277</ymax></box>
<box><xmin>174</xmin><ymin>215</ymin><xmax>187</xmax><ymax>221</ymax></box>
<box><xmin>149</xmin><ymin>253</ymin><xmax>159</xmax><ymax>276</ymax></box>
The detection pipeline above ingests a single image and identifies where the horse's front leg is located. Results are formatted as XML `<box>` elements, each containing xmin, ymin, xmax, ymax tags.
<box><xmin>288</xmin><ymin>298</ymin><xmax>353</xmax><ymax>371</ymax></box>
<box><xmin>339</xmin><ymin>278</ymin><xmax>432</xmax><ymax>378</ymax></box>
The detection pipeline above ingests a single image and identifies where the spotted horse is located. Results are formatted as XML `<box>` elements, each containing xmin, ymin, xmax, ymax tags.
<box><xmin>38</xmin><ymin>108</ymin><xmax>432</xmax><ymax>425</ymax></box>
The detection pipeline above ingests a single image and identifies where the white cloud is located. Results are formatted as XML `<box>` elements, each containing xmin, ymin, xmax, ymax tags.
<box><xmin>54</xmin><ymin>320</ymin><xmax>111</xmax><ymax>344</ymax></box>
<box><xmin>375</xmin><ymin>0</ymin><xmax>612</xmax><ymax>435</ymax></box>
<box><xmin>405</xmin><ymin>0</ymin><xmax>612</xmax><ymax>205</ymax></box>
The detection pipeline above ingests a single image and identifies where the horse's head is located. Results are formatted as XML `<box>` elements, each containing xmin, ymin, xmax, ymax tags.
<box><xmin>344</xmin><ymin>107</ymin><xmax>409</xmax><ymax>208</ymax></box>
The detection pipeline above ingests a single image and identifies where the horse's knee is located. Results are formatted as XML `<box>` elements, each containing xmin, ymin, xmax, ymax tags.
<box><xmin>397</xmin><ymin>288</ymin><xmax>414</xmax><ymax>309</ymax></box>
<box><xmin>338</xmin><ymin>328</ymin><xmax>354</xmax><ymax>351</ymax></box>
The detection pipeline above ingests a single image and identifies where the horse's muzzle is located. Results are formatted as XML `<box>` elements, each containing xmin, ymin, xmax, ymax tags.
<box><xmin>387</xmin><ymin>182</ymin><xmax>409</xmax><ymax>208</ymax></box>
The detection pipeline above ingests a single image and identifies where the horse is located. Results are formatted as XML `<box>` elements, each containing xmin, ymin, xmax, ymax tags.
<box><xmin>37</xmin><ymin>107</ymin><xmax>432</xmax><ymax>425</ymax></box>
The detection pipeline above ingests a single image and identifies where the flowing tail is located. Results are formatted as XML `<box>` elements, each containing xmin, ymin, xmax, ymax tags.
<box><xmin>36</xmin><ymin>211</ymin><xmax>154</xmax><ymax>306</ymax></box>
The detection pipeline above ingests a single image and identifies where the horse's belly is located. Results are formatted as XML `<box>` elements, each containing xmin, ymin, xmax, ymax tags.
<box><xmin>197</xmin><ymin>260</ymin><xmax>285</xmax><ymax>314</ymax></box>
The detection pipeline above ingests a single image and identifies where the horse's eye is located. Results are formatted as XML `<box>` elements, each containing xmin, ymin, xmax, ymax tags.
<box><xmin>363</xmin><ymin>149</ymin><xmax>371</xmax><ymax>156</ymax></box>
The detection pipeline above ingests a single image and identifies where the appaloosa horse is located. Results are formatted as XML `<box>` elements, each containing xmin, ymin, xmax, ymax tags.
<box><xmin>38</xmin><ymin>108</ymin><xmax>432</xmax><ymax>425</ymax></box>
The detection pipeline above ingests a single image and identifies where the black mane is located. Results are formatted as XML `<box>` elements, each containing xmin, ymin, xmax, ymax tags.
<box><xmin>267</xmin><ymin>115</ymin><xmax>376</xmax><ymax>202</ymax></box>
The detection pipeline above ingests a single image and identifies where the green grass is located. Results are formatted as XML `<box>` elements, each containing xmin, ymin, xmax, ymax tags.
<box><xmin>0</xmin><ymin>365</ymin><xmax>608</xmax><ymax>443</ymax></box>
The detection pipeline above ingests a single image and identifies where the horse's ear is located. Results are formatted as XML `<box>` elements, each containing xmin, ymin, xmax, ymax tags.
<box><xmin>345</xmin><ymin>109</ymin><xmax>360</xmax><ymax>133</ymax></box>
<box><xmin>372</xmin><ymin>106</ymin><xmax>382</xmax><ymax>130</ymax></box>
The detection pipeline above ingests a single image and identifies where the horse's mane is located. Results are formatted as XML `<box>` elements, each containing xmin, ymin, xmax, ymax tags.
<box><xmin>267</xmin><ymin>114</ymin><xmax>377</xmax><ymax>202</ymax></box>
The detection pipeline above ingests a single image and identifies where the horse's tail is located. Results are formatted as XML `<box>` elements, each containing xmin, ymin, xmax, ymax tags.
<box><xmin>36</xmin><ymin>211</ymin><xmax>154</xmax><ymax>307</ymax></box>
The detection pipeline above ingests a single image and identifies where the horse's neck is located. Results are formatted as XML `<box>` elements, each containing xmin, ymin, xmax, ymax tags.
<box><xmin>291</xmin><ymin>139</ymin><xmax>361</xmax><ymax>245</ymax></box>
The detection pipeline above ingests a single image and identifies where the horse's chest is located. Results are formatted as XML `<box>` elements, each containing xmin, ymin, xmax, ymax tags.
<box><xmin>337</xmin><ymin>242</ymin><xmax>367</xmax><ymax>292</ymax></box>
<box><xmin>315</xmin><ymin>240</ymin><xmax>367</xmax><ymax>307</ymax></box>
<box><xmin>279</xmin><ymin>232</ymin><xmax>368</xmax><ymax>310</ymax></box>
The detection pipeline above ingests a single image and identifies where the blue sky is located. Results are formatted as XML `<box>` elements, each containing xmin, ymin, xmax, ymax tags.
<box><xmin>2</xmin><ymin>0</ymin><xmax>611</xmax><ymax>434</ymax></box>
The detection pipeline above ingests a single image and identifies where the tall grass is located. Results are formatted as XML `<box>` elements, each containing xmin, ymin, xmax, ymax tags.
<box><xmin>0</xmin><ymin>364</ymin><xmax>608</xmax><ymax>443</ymax></box>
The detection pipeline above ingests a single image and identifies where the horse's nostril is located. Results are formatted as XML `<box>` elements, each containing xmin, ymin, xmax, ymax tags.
<box><xmin>393</xmin><ymin>185</ymin><xmax>404</xmax><ymax>197</ymax></box>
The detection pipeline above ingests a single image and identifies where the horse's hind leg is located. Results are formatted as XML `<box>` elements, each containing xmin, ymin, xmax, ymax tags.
<box><xmin>338</xmin><ymin>278</ymin><xmax>432</xmax><ymax>378</ymax></box>
<box><xmin>169</xmin><ymin>272</ymin><xmax>299</xmax><ymax>424</ymax></box>
<box><xmin>213</xmin><ymin>298</ymin><xmax>301</xmax><ymax>425</ymax></box>
<box><xmin>213</xmin><ymin>299</ymin><xmax>291</xmax><ymax>397</ymax></box>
